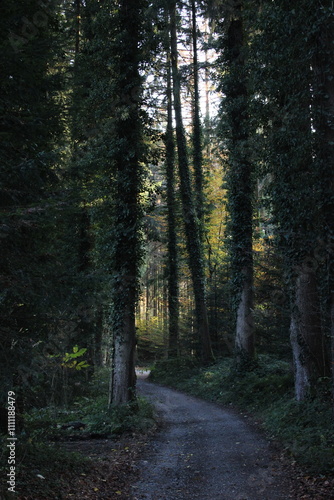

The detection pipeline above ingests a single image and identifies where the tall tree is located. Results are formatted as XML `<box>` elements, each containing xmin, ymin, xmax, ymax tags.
<box><xmin>191</xmin><ymin>0</ymin><xmax>205</xmax><ymax>228</ymax></box>
<box><xmin>169</xmin><ymin>0</ymin><xmax>213</xmax><ymax>363</ymax></box>
<box><xmin>107</xmin><ymin>0</ymin><xmax>147</xmax><ymax>405</ymax></box>
<box><xmin>220</xmin><ymin>0</ymin><xmax>255</xmax><ymax>368</ymax></box>
<box><xmin>251</xmin><ymin>0</ymin><xmax>329</xmax><ymax>399</ymax></box>
<box><xmin>0</xmin><ymin>0</ymin><xmax>68</xmax><ymax>406</ymax></box>
<box><xmin>165</xmin><ymin>51</ymin><xmax>180</xmax><ymax>358</ymax></box>
<box><xmin>71</xmin><ymin>0</ymin><xmax>148</xmax><ymax>405</ymax></box>
<box><xmin>311</xmin><ymin>0</ymin><xmax>334</xmax><ymax>402</ymax></box>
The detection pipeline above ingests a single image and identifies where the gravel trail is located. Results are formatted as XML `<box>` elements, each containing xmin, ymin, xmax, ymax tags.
<box><xmin>132</xmin><ymin>376</ymin><xmax>292</xmax><ymax>500</ymax></box>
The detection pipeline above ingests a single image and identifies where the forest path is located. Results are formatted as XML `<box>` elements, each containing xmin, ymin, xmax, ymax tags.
<box><xmin>132</xmin><ymin>375</ymin><xmax>293</xmax><ymax>500</ymax></box>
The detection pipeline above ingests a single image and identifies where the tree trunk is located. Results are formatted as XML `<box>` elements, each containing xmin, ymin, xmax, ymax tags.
<box><xmin>165</xmin><ymin>50</ymin><xmax>180</xmax><ymax>358</ymax></box>
<box><xmin>169</xmin><ymin>1</ymin><xmax>213</xmax><ymax>363</ymax></box>
<box><xmin>110</xmin><ymin>299</ymin><xmax>137</xmax><ymax>405</ymax></box>
<box><xmin>225</xmin><ymin>1</ymin><xmax>255</xmax><ymax>367</ymax></box>
<box><xmin>235</xmin><ymin>267</ymin><xmax>254</xmax><ymax>364</ymax></box>
<box><xmin>290</xmin><ymin>268</ymin><xmax>326</xmax><ymax>401</ymax></box>
<box><xmin>312</xmin><ymin>9</ymin><xmax>334</xmax><ymax>402</ymax></box>
<box><xmin>108</xmin><ymin>0</ymin><xmax>144</xmax><ymax>406</ymax></box>
<box><xmin>191</xmin><ymin>0</ymin><xmax>204</xmax><ymax>227</ymax></box>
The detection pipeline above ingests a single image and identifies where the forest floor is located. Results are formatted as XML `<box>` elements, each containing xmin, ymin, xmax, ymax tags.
<box><xmin>15</xmin><ymin>373</ymin><xmax>334</xmax><ymax>499</ymax></box>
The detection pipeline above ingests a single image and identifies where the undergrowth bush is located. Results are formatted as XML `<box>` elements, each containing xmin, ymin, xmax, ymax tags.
<box><xmin>263</xmin><ymin>397</ymin><xmax>334</xmax><ymax>473</ymax></box>
<box><xmin>80</xmin><ymin>395</ymin><xmax>154</xmax><ymax>435</ymax></box>
<box><xmin>23</xmin><ymin>366</ymin><xmax>155</xmax><ymax>440</ymax></box>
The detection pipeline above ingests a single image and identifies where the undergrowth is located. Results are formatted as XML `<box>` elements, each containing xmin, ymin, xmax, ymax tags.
<box><xmin>150</xmin><ymin>355</ymin><xmax>334</xmax><ymax>474</ymax></box>
<box><xmin>0</xmin><ymin>437</ymin><xmax>90</xmax><ymax>499</ymax></box>
<box><xmin>22</xmin><ymin>367</ymin><xmax>155</xmax><ymax>440</ymax></box>
<box><xmin>0</xmin><ymin>367</ymin><xmax>155</xmax><ymax>498</ymax></box>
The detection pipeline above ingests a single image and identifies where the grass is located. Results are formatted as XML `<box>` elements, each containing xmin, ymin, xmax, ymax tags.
<box><xmin>150</xmin><ymin>355</ymin><xmax>334</xmax><ymax>474</ymax></box>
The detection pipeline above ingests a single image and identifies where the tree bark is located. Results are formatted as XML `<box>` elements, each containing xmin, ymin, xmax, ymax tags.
<box><xmin>312</xmin><ymin>8</ymin><xmax>334</xmax><ymax>402</ymax></box>
<box><xmin>225</xmin><ymin>1</ymin><xmax>255</xmax><ymax>367</ymax></box>
<box><xmin>235</xmin><ymin>267</ymin><xmax>254</xmax><ymax>363</ymax></box>
<box><xmin>108</xmin><ymin>0</ymin><xmax>144</xmax><ymax>406</ymax></box>
<box><xmin>290</xmin><ymin>268</ymin><xmax>326</xmax><ymax>401</ymax></box>
<box><xmin>165</xmin><ymin>50</ymin><xmax>180</xmax><ymax>358</ymax></box>
<box><xmin>169</xmin><ymin>1</ymin><xmax>213</xmax><ymax>363</ymax></box>
<box><xmin>191</xmin><ymin>0</ymin><xmax>204</xmax><ymax>227</ymax></box>
<box><xmin>110</xmin><ymin>297</ymin><xmax>137</xmax><ymax>405</ymax></box>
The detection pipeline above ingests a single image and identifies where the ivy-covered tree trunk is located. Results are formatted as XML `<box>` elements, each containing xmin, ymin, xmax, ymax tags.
<box><xmin>312</xmin><ymin>4</ymin><xmax>334</xmax><ymax>402</ymax></box>
<box><xmin>108</xmin><ymin>0</ymin><xmax>146</xmax><ymax>405</ymax></box>
<box><xmin>165</xmin><ymin>53</ymin><xmax>180</xmax><ymax>358</ymax></box>
<box><xmin>252</xmin><ymin>0</ymin><xmax>329</xmax><ymax>399</ymax></box>
<box><xmin>224</xmin><ymin>1</ymin><xmax>254</xmax><ymax>368</ymax></box>
<box><xmin>290</xmin><ymin>268</ymin><xmax>325</xmax><ymax>400</ymax></box>
<box><xmin>169</xmin><ymin>1</ymin><xmax>213</xmax><ymax>363</ymax></box>
<box><xmin>191</xmin><ymin>0</ymin><xmax>204</xmax><ymax>228</ymax></box>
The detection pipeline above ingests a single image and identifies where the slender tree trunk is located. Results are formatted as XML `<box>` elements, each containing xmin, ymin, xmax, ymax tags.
<box><xmin>146</xmin><ymin>271</ymin><xmax>150</xmax><ymax>323</ymax></box>
<box><xmin>191</xmin><ymin>0</ymin><xmax>204</xmax><ymax>227</ymax></box>
<box><xmin>94</xmin><ymin>310</ymin><xmax>103</xmax><ymax>368</ymax></box>
<box><xmin>204</xmin><ymin>19</ymin><xmax>212</xmax><ymax>159</ymax></box>
<box><xmin>169</xmin><ymin>2</ymin><xmax>213</xmax><ymax>363</ymax></box>
<box><xmin>225</xmin><ymin>1</ymin><xmax>254</xmax><ymax>367</ymax></box>
<box><xmin>165</xmin><ymin>52</ymin><xmax>180</xmax><ymax>358</ymax></box>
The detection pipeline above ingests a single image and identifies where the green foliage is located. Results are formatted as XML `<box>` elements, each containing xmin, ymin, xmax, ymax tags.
<box><xmin>0</xmin><ymin>0</ymin><xmax>105</xmax><ymax>416</ymax></box>
<box><xmin>136</xmin><ymin>317</ymin><xmax>166</xmax><ymax>363</ymax></box>
<box><xmin>23</xmin><ymin>406</ymin><xmax>61</xmax><ymax>441</ymax></box>
<box><xmin>263</xmin><ymin>398</ymin><xmax>334</xmax><ymax>473</ymax></box>
<box><xmin>151</xmin><ymin>355</ymin><xmax>293</xmax><ymax>404</ymax></box>
<box><xmin>22</xmin><ymin>367</ymin><xmax>155</xmax><ymax>440</ymax></box>
<box><xmin>50</xmin><ymin>345</ymin><xmax>90</xmax><ymax>371</ymax></box>
<box><xmin>69</xmin><ymin>394</ymin><xmax>154</xmax><ymax>436</ymax></box>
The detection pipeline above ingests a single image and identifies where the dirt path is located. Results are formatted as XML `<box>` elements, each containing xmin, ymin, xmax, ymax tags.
<box><xmin>132</xmin><ymin>376</ymin><xmax>293</xmax><ymax>500</ymax></box>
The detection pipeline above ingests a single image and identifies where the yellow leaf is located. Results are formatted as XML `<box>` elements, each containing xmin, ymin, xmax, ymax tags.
<box><xmin>116</xmin><ymin>491</ymin><xmax>122</xmax><ymax>495</ymax></box>
<box><xmin>94</xmin><ymin>488</ymin><xmax>99</xmax><ymax>491</ymax></box>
